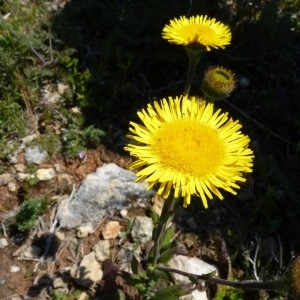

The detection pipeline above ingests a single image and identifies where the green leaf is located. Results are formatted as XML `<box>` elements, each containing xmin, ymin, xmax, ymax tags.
<box><xmin>151</xmin><ymin>284</ymin><xmax>186</xmax><ymax>300</ymax></box>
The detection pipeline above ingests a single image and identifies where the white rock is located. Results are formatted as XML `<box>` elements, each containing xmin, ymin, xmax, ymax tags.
<box><xmin>10</xmin><ymin>265</ymin><xmax>20</xmax><ymax>273</ymax></box>
<box><xmin>36</xmin><ymin>168</ymin><xmax>56</xmax><ymax>181</ymax></box>
<box><xmin>93</xmin><ymin>240</ymin><xmax>110</xmax><ymax>262</ymax></box>
<box><xmin>0</xmin><ymin>238</ymin><xmax>8</xmax><ymax>249</ymax></box>
<box><xmin>168</xmin><ymin>255</ymin><xmax>217</xmax><ymax>284</ymax></box>
<box><xmin>76</xmin><ymin>252</ymin><xmax>103</xmax><ymax>288</ymax></box>
<box><xmin>14</xmin><ymin>164</ymin><xmax>27</xmax><ymax>173</ymax></box>
<box><xmin>21</xmin><ymin>245</ymin><xmax>42</xmax><ymax>259</ymax></box>
<box><xmin>16</xmin><ymin>172</ymin><xmax>30</xmax><ymax>181</ymax></box>
<box><xmin>7</xmin><ymin>181</ymin><xmax>17</xmax><ymax>192</ymax></box>
<box><xmin>180</xmin><ymin>289</ymin><xmax>208</xmax><ymax>300</ymax></box>
<box><xmin>0</xmin><ymin>173</ymin><xmax>13</xmax><ymax>186</ymax></box>
<box><xmin>55</xmin><ymin>231</ymin><xmax>65</xmax><ymax>241</ymax></box>
<box><xmin>120</xmin><ymin>209</ymin><xmax>128</xmax><ymax>218</ymax></box>
<box><xmin>77</xmin><ymin>223</ymin><xmax>94</xmax><ymax>238</ymax></box>
<box><xmin>131</xmin><ymin>216</ymin><xmax>154</xmax><ymax>244</ymax></box>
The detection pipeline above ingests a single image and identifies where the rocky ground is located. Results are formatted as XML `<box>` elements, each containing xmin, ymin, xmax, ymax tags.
<box><xmin>0</xmin><ymin>143</ymin><xmax>225</xmax><ymax>300</ymax></box>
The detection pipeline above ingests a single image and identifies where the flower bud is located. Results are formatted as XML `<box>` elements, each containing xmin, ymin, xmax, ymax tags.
<box><xmin>283</xmin><ymin>256</ymin><xmax>300</xmax><ymax>299</ymax></box>
<box><xmin>201</xmin><ymin>66</ymin><xmax>236</xmax><ymax>101</ymax></box>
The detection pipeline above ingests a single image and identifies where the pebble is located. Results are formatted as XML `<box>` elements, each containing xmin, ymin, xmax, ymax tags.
<box><xmin>0</xmin><ymin>238</ymin><xmax>8</xmax><ymax>249</ymax></box>
<box><xmin>77</xmin><ymin>224</ymin><xmax>94</xmax><ymax>238</ymax></box>
<box><xmin>76</xmin><ymin>252</ymin><xmax>103</xmax><ymax>288</ymax></box>
<box><xmin>10</xmin><ymin>265</ymin><xmax>20</xmax><ymax>273</ymax></box>
<box><xmin>93</xmin><ymin>240</ymin><xmax>110</xmax><ymax>262</ymax></box>
<box><xmin>102</xmin><ymin>221</ymin><xmax>121</xmax><ymax>240</ymax></box>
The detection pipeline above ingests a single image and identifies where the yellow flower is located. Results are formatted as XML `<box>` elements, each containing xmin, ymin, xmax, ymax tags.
<box><xmin>162</xmin><ymin>15</ymin><xmax>231</xmax><ymax>51</ymax></box>
<box><xmin>125</xmin><ymin>96</ymin><xmax>254</xmax><ymax>208</ymax></box>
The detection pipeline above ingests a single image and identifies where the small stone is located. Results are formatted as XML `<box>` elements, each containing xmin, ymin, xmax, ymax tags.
<box><xmin>14</xmin><ymin>164</ymin><xmax>27</xmax><ymax>173</ymax></box>
<box><xmin>168</xmin><ymin>255</ymin><xmax>216</xmax><ymax>284</ymax></box>
<box><xmin>10</xmin><ymin>265</ymin><xmax>20</xmax><ymax>273</ymax></box>
<box><xmin>55</xmin><ymin>231</ymin><xmax>65</xmax><ymax>241</ymax></box>
<box><xmin>102</xmin><ymin>221</ymin><xmax>121</xmax><ymax>240</ymax></box>
<box><xmin>120</xmin><ymin>209</ymin><xmax>128</xmax><ymax>218</ymax></box>
<box><xmin>16</xmin><ymin>172</ymin><xmax>30</xmax><ymax>181</ymax></box>
<box><xmin>57</xmin><ymin>82</ymin><xmax>70</xmax><ymax>95</ymax></box>
<box><xmin>118</xmin><ymin>242</ymin><xmax>141</xmax><ymax>273</ymax></box>
<box><xmin>76</xmin><ymin>252</ymin><xmax>103</xmax><ymax>288</ymax></box>
<box><xmin>0</xmin><ymin>174</ymin><xmax>13</xmax><ymax>186</ymax></box>
<box><xmin>22</xmin><ymin>134</ymin><xmax>38</xmax><ymax>145</ymax></box>
<box><xmin>0</xmin><ymin>238</ymin><xmax>8</xmax><ymax>249</ymax></box>
<box><xmin>21</xmin><ymin>245</ymin><xmax>42</xmax><ymax>259</ymax></box>
<box><xmin>25</xmin><ymin>146</ymin><xmax>48</xmax><ymax>164</ymax></box>
<box><xmin>77</xmin><ymin>224</ymin><xmax>94</xmax><ymax>238</ymax></box>
<box><xmin>93</xmin><ymin>240</ymin><xmax>110</xmax><ymax>262</ymax></box>
<box><xmin>36</xmin><ymin>168</ymin><xmax>56</xmax><ymax>181</ymax></box>
<box><xmin>131</xmin><ymin>216</ymin><xmax>154</xmax><ymax>244</ymax></box>
<box><xmin>7</xmin><ymin>181</ymin><xmax>17</xmax><ymax>192</ymax></box>
<box><xmin>53</xmin><ymin>276</ymin><xmax>68</xmax><ymax>289</ymax></box>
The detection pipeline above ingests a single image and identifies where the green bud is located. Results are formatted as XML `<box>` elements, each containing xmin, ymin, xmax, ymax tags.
<box><xmin>201</xmin><ymin>66</ymin><xmax>236</xmax><ymax>101</ymax></box>
<box><xmin>283</xmin><ymin>256</ymin><xmax>300</xmax><ymax>299</ymax></box>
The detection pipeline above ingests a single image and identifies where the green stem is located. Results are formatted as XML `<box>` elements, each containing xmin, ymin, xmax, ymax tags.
<box><xmin>183</xmin><ymin>49</ymin><xmax>202</xmax><ymax>97</ymax></box>
<box><xmin>153</xmin><ymin>195</ymin><xmax>176</xmax><ymax>265</ymax></box>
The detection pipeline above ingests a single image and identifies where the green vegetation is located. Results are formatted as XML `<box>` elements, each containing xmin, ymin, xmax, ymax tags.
<box><xmin>14</xmin><ymin>195</ymin><xmax>48</xmax><ymax>232</ymax></box>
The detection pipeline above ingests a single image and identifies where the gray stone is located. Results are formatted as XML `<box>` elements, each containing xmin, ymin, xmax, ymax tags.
<box><xmin>56</xmin><ymin>163</ymin><xmax>154</xmax><ymax>229</ymax></box>
<box><xmin>93</xmin><ymin>240</ymin><xmax>110</xmax><ymax>262</ymax></box>
<box><xmin>24</xmin><ymin>146</ymin><xmax>48</xmax><ymax>164</ymax></box>
<box><xmin>131</xmin><ymin>216</ymin><xmax>154</xmax><ymax>244</ymax></box>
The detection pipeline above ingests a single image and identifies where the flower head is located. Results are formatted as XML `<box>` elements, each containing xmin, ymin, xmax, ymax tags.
<box><xmin>162</xmin><ymin>15</ymin><xmax>231</xmax><ymax>51</ymax></box>
<box><xmin>201</xmin><ymin>66</ymin><xmax>236</xmax><ymax>101</ymax></box>
<box><xmin>125</xmin><ymin>96</ymin><xmax>254</xmax><ymax>208</ymax></box>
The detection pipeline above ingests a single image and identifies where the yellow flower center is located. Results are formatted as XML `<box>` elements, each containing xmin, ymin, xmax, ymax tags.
<box><xmin>180</xmin><ymin>24</ymin><xmax>216</xmax><ymax>44</ymax></box>
<box><xmin>153</xmin><ymin>119</ymin><xmax>227</xmax><ymax>177</ymax></box>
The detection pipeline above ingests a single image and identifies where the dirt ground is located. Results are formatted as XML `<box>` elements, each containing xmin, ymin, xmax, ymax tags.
<box><xmin>0</xmin><ymin>146</ymin><xmax>141</xmax><ymax>299</ymax></box>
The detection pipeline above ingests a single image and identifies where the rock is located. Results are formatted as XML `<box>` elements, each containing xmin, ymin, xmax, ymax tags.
<box><xmin>36</xmin><ymin>168</ymin><xmax>56</xmax><ymax>181</ymax></box>
<box><xmin>10</xmin><ymin>266</ymin><xmax>20</xmax><ymax>273</ymax></box>
<box><xmin>7</xmin><ymin>181</ymin><xmax>17</xmax><ymax>192</ymax></box>
<box><xmin>56</xmin><ymin>163</ymin><xmax>154</xmax><ymax>229</ymax></box>
<box><xmin>14</xmin><ymin>164</ymin><xmax>27</xmax><ymax>173</ymax></box>
<box><xmin>180</xmin><ymin>289</ymin><xmax>208</xmax><ymax>300</ymax></box>
<box><xmin>76</xmin><ymin>252</ymin><xmax>103</xmax><ymax>288</ymax></box>
<box><xmin>21</xmin><ymin>245</ymin><xmax>42</xmax><ymax>259</ymax></box>
<box><xmin>16</xmin><ymin>172</ymin><xmax>30</xmax><ymax>181</ymax></box>
<box><xmin>120</xmin><ymin>209</ymin><xmax>128</xmax><ymax>218</ymax></box>
<box><xmin>168</xmin><ymin>255</ymin><xmax>216</xmax><ymax>300</ymax></box>
<box><xmin>102</xmin><ymin>221</ymin><xmax>121</xmax><ymax>240</ymax></box>
<box><xmin>93</xmin><ymin>240</ymin><xmax>110</xmax><ymax>262</ymax></box>
<box><xmin>24</xmin><ymin>146</ymin><xmax>48</xmax><ymax>164</ymax></box>
<box><xmin>55</xmin><ymin>231</ymin><xmax>65</xmax><ymax>241</ymax></box>
<box><xmin>118</xmin><ymin>242</ymin><xmax>141</xmax><ymax>273</ymax></box>
<box><xmin>131</xmin><ymin>216</ymin><xmax>154</xmax><ymax>244</ymax></box>
<box><xmin>168</xmin><ymin>255</ymin><xmax>216</xmax><ymax>284</ymax></box>
<box><xmin>0</xmin><ymin>174</ymin><xmax>13</xmax><ymax>186</ymax></box>
<box><xmin>53</xmin><ymin>276</ymin><xmax>68</xmax><ymax>289</ymax></box>
<box><xmin>0</xmin><ymin>238</ymin><xmax>8</xmax><ymax>249</ymax></box>
<box><xmin>52</xmin><ymin>276</ymin><xmax>69</xmax><ymax>295</ymax></box>
<box><xmin>77</xmin><ymin>223</ymin><xmax>94</xmax><ymax>238</ymax></box>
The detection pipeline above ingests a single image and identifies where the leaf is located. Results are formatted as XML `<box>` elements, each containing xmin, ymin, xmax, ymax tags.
<box><xmin>151</xmin><ymin>284</ymin><xmax>186</xmax><ymax>300</ymax></box>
